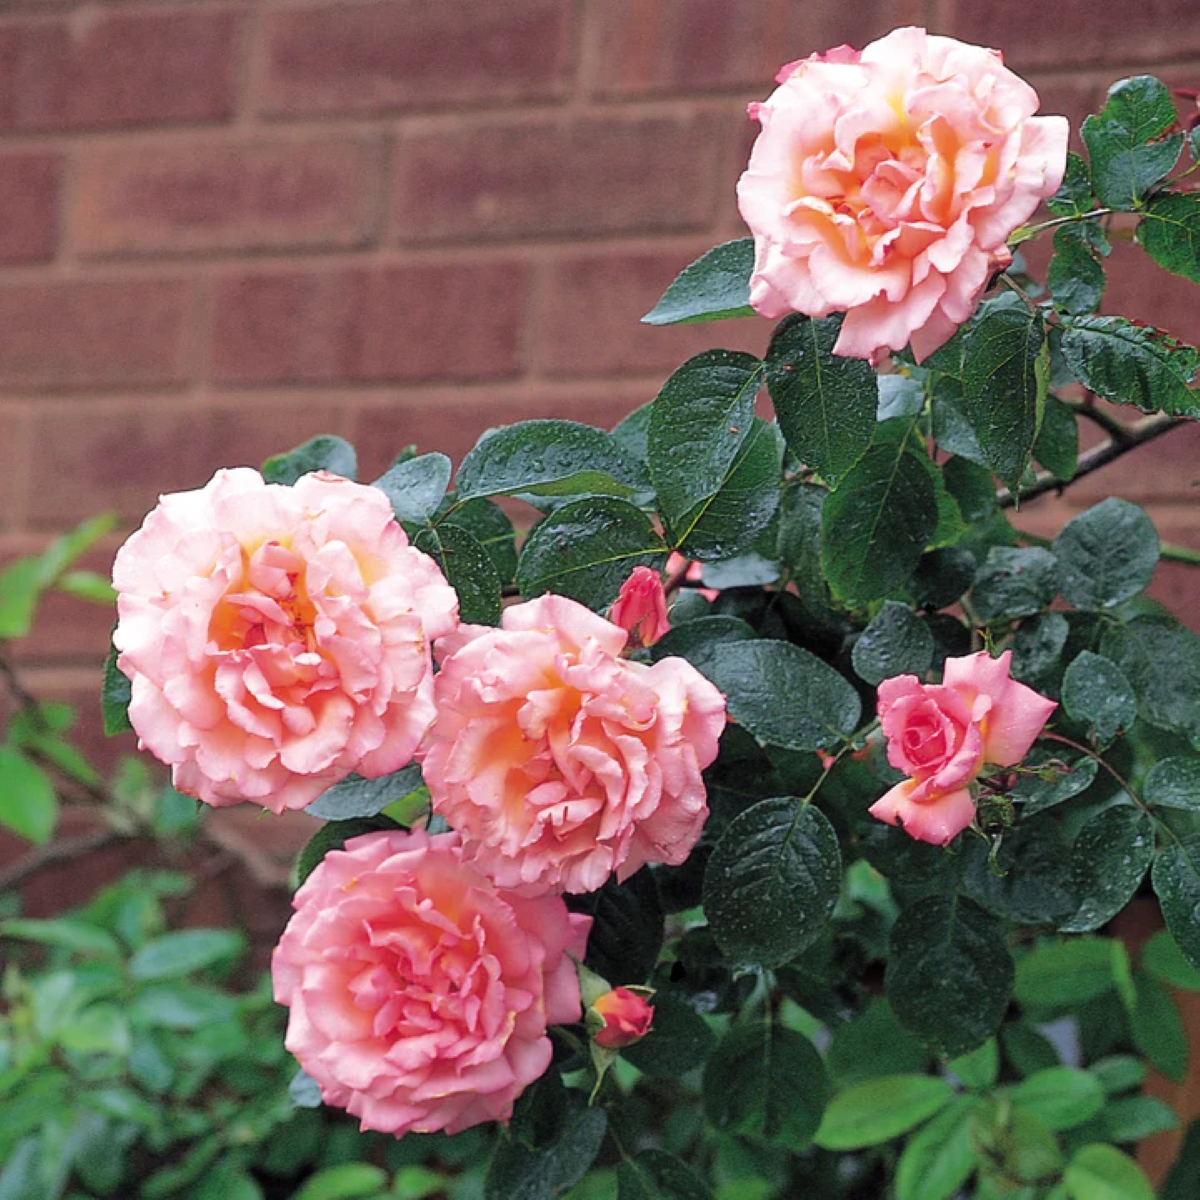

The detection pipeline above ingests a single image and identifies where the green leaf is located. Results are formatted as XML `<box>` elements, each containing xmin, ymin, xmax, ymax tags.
<box><xmin>0</xmin><ymin>917</ymin><xmax>120</xmax><ymax>959</ymax></box>
<box><xmin>1059</xmin><ymin>315</ymin><xmax>1200</xmax><ymax>416</ymax></box>
<box><xmin>0</xmin><ymin>747</ymin><xmax>57</xmax><ymax>844</ymax></box>
<box><xmin>129</xmin><ymin>929</ymin><xmax>244</xmax><ymax>981</ymax></box>
<box><xmin>0</xmin><ymin>558</ymin><xmax>42</xmax><ymax>640</ymax></box>
<box><xmin>703</xmin><ymin>1022</ymin><xmax>829</xmax><ymax>1148</ymax></box>
<box><xmin>764</xmin><ymin>313</ymin><xmax>878</xmax><ymax>487</ymax></box>
<box><xmin>1061</xmin><ymin>651</ymin><xmax>1137</xmax><ymax>744</ymax></box>
<box><xmin>1162</xmin><ymin>1119</ymin><xmax>1200</xmax><ymax>1200</ymax></box>
<box><xmin>1034</xmin><ymin>395</ymin><xmax>1080</xmax><ymax>481</ymax></box>
<box><xmin>1100</xmin><ymin>1094</ymin><xmax>1179</xmax><ymax>1142</ymax></box>
<box><xmin>456</xmin><ymin>420</ymin><xmax>645</xmax><ymax>504</ymax></box>
<box><xmin>485</xmin><ymin>1106</ymin><xmax>607</xmax><ymax>1200</ymax></box>
<box><xmin>1055</xmin><ymin>498</ymin><xmax>1160</xmax><ymax>610</ymax></box>
<box><xmin>1004</xmin><ymin>1024</ymin><xmax>1062</xmax><ymax>1078</ymax></box>
<box><xmin>641</xmin><ymin>238</ymin><xmax>756</xmax><ymax>325</ymax></box>
<box><xmin>885</xmin><ymin>895</ymin><xmax>1014</xmax><ymax>1058</ymax></box>
<box><xmin>622</xmin><ymin>992</ymin><xmax>716</xmax><ymax>1078</ymax></box>
<box><xmin>943</xmin><ymin>455</ymin><xmax>997</xmax><ymax>524</ymax></box>
<box><xmin>815</xmin><ymin>1075</ymin><xmax>953</xmax><ymax>1150</ymax></box>
<box><xmin>1063</xmin><ymin>1142</ymin><xmax>1154</xmax><ymax>1200</ymax></box>
<box><xmin>101</xmin><ymin>643</ymin><xmax>134</xmax><ymax>736</ymax></box>
<box><xmin>971</xmin><ymin>545</ymin><xmax>1060</xmax><ymax>624</ymax></box>
<box><xmin>961</xmin><ymin>300</ymin><xmax>1048</xmax><ymax>490</ymax></box>
<box><xmin>1081</xmin><ymin>75</ymin><xmax>1184</xmax><ymax>210</ymax></box>
<box><xmin>1048</xmin><ymin>152</ymin><xmax>1098</xmax><ymax>218</ymax></box>
<box><xmin>1009</xmin><ymin>1068</ymin><xmax>1105</xmax><ymax>1131</ymax></box>
<box><xmin>826</xmin><ymin>999</ymin><xmax>929</xmax><ymax>1086</ymax></box>
<box><xmin>305</xmin><ymin>765</ymin><xmax>423</xmax><ymax>821</ymax></box>
<box><xmin>568</xmin><ymin>870</ymin><xmax>664</xmax><ymax>986</ymax></box>
<box><xmin>1015</xmin><ymin>938</ymin><xmax>1121</xmax><ymax>1008</ymax></box>
<box><xmin>948</xmin><ymin>1039</ymin><xmax>999</xmax><ymax>1090</ymax></box>
<box><xmin>616</xmin><ymin>1149</ymin><xmax>714</xmax><ymax>1200</ymax></box>
<box><xmin>515</xmin><ymin>496</ymin><xmax>667</xmax><ymax>611</ymax></box>
<box><xmin>1131</xmin><ymin>970</ymin><xmax>1188</xmax><ymax>1081</ymax></box>
<box><xmin>1089</xmin><ymin>1056</ymin><xmax>1146</xmax><ymax>1095</ymax></box>
<box><xmin>1143</xmin><ymin>929</ymin><xmax>1200</xmax><ymax>989</ymax></box>
<box><xmin>1139</xmin><ymin>191</ymin><xmax>1200</xmax><ymax>283</ymax></box>
<box><xmin>294</xmin><ymin>1164</ymin><xmax>389</xmax><ymax>1200</ymax></box>
<box><xmin>650</xmin><ymin>615</ymin><xmax>757</xmax><ymax>674</ymax></box>
<box><xmin>1100</xmin><ymin>617</ymin><xmax>1200</xmax><ymax>740</ymax></box>
<box><xmin>296</xmin><ymin>816</ymin><xmax>401</xmax><ymax>885</ymax></box>
<box><xmin>58</xmin><ymin>1003</ymin><xmax>131</xmax><ymax>1056</ymax></box>
<box><xmin>1146</xmin><ymin>757</ymin><xmax>1200</xmax><ymax>811</ymax></box>
<box><xmin>414</xmin><ymin>522</ymin><xmax>502</xmax><ymax>625</ymax></box>
<box><xmin>704</xmin><ymin>798</ymin><xmax>841</xmax><ymax>969</ymax></box>
<box><xmin>262</xmin><ymin>435</ymin><xmax>357</xmax><ymax>484</ymax></box>
<box><xmin>704</xmin><ymin>640</ymin><xmax>861</xmax><ymax>753</ymax></box>
<box><xmin>851</xmin><ymin>602</ymin><xmax>934</xmax><ymax>686</ymax></box>
<box><xmin>1048</xmin><ymin>226</ymin><xmax>1106</xmax><ymax>315</ymax></box>
<box><xmin>372</xmin><ymin>453</ymin><xmax>451</xmax><ymax>524</ymax></box>
<box><xmin>820</xmin><ymin>434</ymin><xmax>939</xmax><ymax>605</ymax></box>
<box><xmin>440</xmin><ymin>498</ymin><xmax>518</xmax><ymax>586</ymax></box>
<box><xmin>1011</xmin><ymin>612</ymin><xmax>1070</xmax><ymax>692</ymax></box>
<box><xmin>896</xmin><ymin>1095</ymin><xmax>978</xmax><ymax>1200</ymax></box>
<box><xmin>776</xmin><ymin>482</ymin><xmax>827</xmax><ymax>582</ymax></box>
<box><xmin>961</xmin><ymin>816</ymin><xmax>1077</xmax><ymax>926</ymax></box>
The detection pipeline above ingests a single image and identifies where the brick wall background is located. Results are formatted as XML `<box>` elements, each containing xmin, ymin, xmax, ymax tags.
<box><xmin>0</xmin><ymin>0</ymin><xmax>1197</xmax><ymax>765</ymax></box>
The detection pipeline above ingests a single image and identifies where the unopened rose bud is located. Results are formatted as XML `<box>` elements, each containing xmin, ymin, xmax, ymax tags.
<box><xmin>610</xmin><ymin>566</ymin><xmax>670</xmax><ymax>648</ymax></box>
<box><xmin>590</xmin><ymin>987</ymin><xmax>655</xmax><ymax>1049</ymax></box>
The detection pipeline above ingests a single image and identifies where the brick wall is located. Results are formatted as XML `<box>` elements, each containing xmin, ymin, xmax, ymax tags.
<box><xmin>0</xmin><ymin>0</ymin><xmax>1198</xmax><ymax>766</ymax></box>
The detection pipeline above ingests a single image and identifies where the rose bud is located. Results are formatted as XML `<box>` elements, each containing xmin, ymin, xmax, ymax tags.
<box><xmin>610</xmin><ymin>565</ymin><xmax>671</xmax><ymax>648</ymax></box>
<box><xmin>590</xmin><ymin>987</ymin><xmax>655</xmax><ymax>1050</ymax></box>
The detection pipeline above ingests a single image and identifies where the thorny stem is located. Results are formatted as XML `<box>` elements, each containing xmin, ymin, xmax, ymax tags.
<box><xmin>1008</xmin><ymin>207</ymin><xmax>1113</xmax><ymax>245</ymax></box>
<box><xmin>1040</xmin><ymin>731</ymin><xmax>1151</xmax><ymax>818</ymax></box>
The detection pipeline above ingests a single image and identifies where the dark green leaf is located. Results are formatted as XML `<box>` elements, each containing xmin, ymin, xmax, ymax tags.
<box><xmin>1034</xmin><ymin>395</ymin><xmax>1080</xmax><ymax>481</ymax></box>
<box><xmin>515</xmin><ymin>496</ymin><xmax>667</xmax><ymax>611</ymax></box>
<box><xmin>1004</xmin><ymin>1024</ymin><xmax>1062</xmax><ymax>1078</ymax></box>
<box><xmin>1154</xmin><ymin>835</ymin><xmax>1200</xmax><ymax>969</ymax></box>
<box><xmin>826</xmin><ymin>999</ymin><xmax>929</xmax><ymax>1086</ymax></box>
<box><xmin>1010</xmin><ymin>1067</ymin><xmax>1105</xmax><ymax>1131</ymax></box>
<box><xmin>970</xmin><ymin>546</ymin><xmax>1059</xmax><ymax>622</ymax></box>
<box><xmin>622</xmin><ymin>993</ymin><xmax>716</xmax><ymax>1078</ymax></box>
<box><xmin>878</xmin><ymin>374</ymin><xmax>927</xmax><ymax>421</ymax></box>
<box><xmin>101</xmin><ymin>643</ymin><xmax>134</xmax><ymax>736</ymax></box>
<box><xmin>886</xmin><ymin>895</ymin><xmax>1014</xmax><ymax>1058</ymax></box>
<box><xmin>704</xmin><ymin>798</ymin><xmax>841</xmax><ymax>969</ymax></box>
<box><xmin>567</xmin><ymin>869</ymin><xmax>664</xmax><ymax>985</ymax></box>
<box><xmin>372</xmin><ymin>453</ymin><xmax>451</xmax><ymax>524</ymax></box>
<box><xmin>485</xmin><ymin>1107</ymin><xmax>607</xmax><ymax>1200</ymax></box>
<box><xmin>1055</xmin><ymin>498</ymin><xmax>1159</xmax><ymax>610</ymax></box>
<box><xmin>129</xmin><ymin>929</ymin><xmax>244</xmax><ymax>981</ymax></box>
<box><xmin>1047</xmin><ymin>152</ymin><xmax>1097</xmax><ymax>218</ymax></box>
<box><xmin>1011</xmin><ymin>612</ymin><xmax>1070</xmax><ymax>692</ymax></box>
<box><xmin>704</xmin><ymin>640</ymin><xmax>861</xmax><ymax>753</ymax></box>
<box><xmin>1090</xmin><ymin>1055</ymin><xmax>1146</xmax><ymax>1095</ymax></box>
<box><xmin>456</xmin><ymin>420</ymin><xmax>644</xmax><ymax>504</ymax></box>
<box><xmin>851</xmin><ymin>602</ymin><xmax>934</xmax><ymax>686</ymax></box>
<box><xmin>296</xmin><ymin>816</ymin><xmax>401</xmax><ymax>885</ymax></box>
<box><xmin>1163</xmin><ymin>1119</ymin><xmax>1200</xmax><ymax>1200</ymax></box>
<box><xmin>1139</xmin><ymin>191</ymin><xmax>1200</xmax><ymax>283</ymax></box>
<box><xmin>415</xmin><ymin>522</ymin><xmax>502</xmax><ymax>625</ymax></box>
<box><xmin>0</xmin><ymin>747</ymin><xmax>57</xmax><ymax>844</ymax></box>
<box><xmin>911</xmin><ymin>547</ymin><xmax>979</xmax><ymax>610</ymax></box>
<box><xmin>1100</xmin><ymin>617</ymin><xmax>1200</xmax><ymax>740</ymax></box>
<box><xmin>440</xmin><ymin>498</ymin><xmax>518</xmax><ymax>586</ymax></box>
<box><xmin>896</xmin><ymin>1095</ymin><xmax>978</xmax><ymax>1200</ymax></box>
<box><xmin>1132</xmin><ymin>971</ymin><xmax>1187</xmax><ymax>1081</ymax></box>
<box><xmin>1015</xmin><ymin>938</ymin><xmax>1121</xmax><ymax>1008</ymax></box>
<box><xmin>815</xmin><ymin>1075</ymin><xmax>953</xmax><ymax>1150</ymax></box>
<box><xmin>649</xmin><ymin>615</ymin><xmax>757</xmax><ymax>675</ymax></box>
<box><xmin>820</xmin><ymin>436</ymin><xmax>939</xmax><ymax>606</ymax></box>
<box><xmin>1061</xmin><ymin>807</ymin><xmax>1154</xmax><ymax>934</ymax></box>
<box><xmin>1081</xmin><ymin>75</ymin><xmax>1184</xmax><ymax>210</ymax></box>
<box><xmin>764</xmin><ymin>313</ymin><xmax>877</xmax><ymax>486</ymax></box>
<box><xmin>931</xmin><ymin>389</ymin><xmax>986</xmax><ymax>464</ymax></box>
<box><xmin>1048</xmin><ymin>226</ymin><xmax>1106</xmax><ymax>315</ymax></box>
<box><xmin>262</xmin><ymin>435</ymin><xmax>357</xmax><ymax>484</ymax></box>
<box><xmin>943</xmin><ymin>456</ymin><xmax>996</xmax><ymax>524</ymax></box>
<box><xmin>641</xmin><ymin>238</ymin><xmax>756</xmax><ymax>325</ymax></box>
<box><xmin>776</xmin><ymin>483</ymin><xmax>827</xmax><ymax>582</ymax></box>
<box><xmin>305</xmin><ymin>765</ymin><xmax>424</xmax><ymax>821</ymax></box>
<box><xmin>1100</xmin><ymin>1094</ymin><xmax>1179</xmax><ymax>1143</ymax></box>
<box><xmin>1143</xmin><ymin>929</ymin><xmax>1200</xmax><ymax>989</ymax></box>
<box><xmin>1061</xmin><ymin>651</ymin><xmax>1137</xmax><ymax>744</ymax></box>
<box><xmin>703</xmin><ymin>1022</ymin><xmax>828</xmax><ymax>1148</ymax></box>
<box><xmin>961</xmin><ymin>301</ymin><xmax>1048</xmax><ymax>489</ymax></box>
<box><xmin>612</xmin><ymin>402</ymin><xmax>652</xmax><ymax>465</ymax></box>
<box><xmin>617</xmin><ymin>1149</ymin><xmax>714</xmax><ymax>1200</ymax></box>
<box><xmin>960</xmin><ymin>816</ymin><xmax>1078</xmax><ymax>926</ymax></box>
<box><xmin>1059</xmin><ymin>315</ymin><xmax>1200</xmax><ymax>416</ymax></box>
<box><xmin>1146</xmin><ymin>757</ymin><xmax>1200</xmax><ymax>811</ymax></box>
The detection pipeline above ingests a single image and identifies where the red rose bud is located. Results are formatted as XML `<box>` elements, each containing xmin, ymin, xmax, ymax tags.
<box><xmin>591</xmin><ymin>987</ymin><xmax>654</xmax><ymax>1049</ymax></box>
<box><xmin>609</xmin><ymin>566</ymin><xmax>670</xmax><ymax>648</ymax></box>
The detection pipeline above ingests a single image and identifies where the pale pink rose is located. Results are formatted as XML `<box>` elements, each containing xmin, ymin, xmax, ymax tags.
<box><xmin>419</xmin><ymin>594</ymin><xmax>727</xmax><ymax>895</ymax></box>
<box><xmin>610</xmin><ymin>566</ymin><xmax>671</xmax><ymax>648</ymax></box>
<box><xmin>869</xmin><ymin>650</ymin><xmax>1056</xmax><ymax>845</ymax></box>
<box><xmin>737</xmin><ymin>27</ymin><xmax>1068</xmax><ymax>363</ymax></box>
<box><xmin>272</xmin><ymin>828</ymin><xmax>590</xmax><ymax>1136</ymax></box>
<box><xmin>112</xmin><ymin>468</ymin><xmax>459</xmax><ymax>813</ymax></box>
<box><xmin>591</xmin><ymin>987</ymin><xmax>655</xmax><ymax>1050</ymax></box>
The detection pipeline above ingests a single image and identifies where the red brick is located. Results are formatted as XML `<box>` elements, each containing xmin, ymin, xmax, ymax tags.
<box><xmin>211</xmin><ymin>261</ymin><xmax>529</xmax><ymax>384</ymax></box>
<box><xmin>0</xmin><ymin>279</ymin><xmax>190</xmax><ymax>390</ymax></box>
<box><xmin>0</xmin><ymin>409</ymin><xmax>22</xmax><ymax>530</ymax></box>
<box><xmin>391</xmin><ymin>113</ymin><xmax>721</xmax><ymax>243</ymax></box>
<box><xmin>1101</xmin><ymin>230</ymin><xmax>1200</xmax><ymax>347</ymax></box>
<box><xmin>260</xmin><ymin>0</ymin><xmax>573</xmax><ymax>116</ymax></box>
<box><xmin>0</xmin><ymin>152</ymin><xmax>60</xmax><ymax>263</ymax></box>
<box><xmin>591</xmin><ymin>0</ymin><xmax>924</xmax><ymax>96</ymax></box>
<box><xmin>74</xmin><ymin>137</ymin><xmax>381</xmax><ymax>259</ymax></box>
<box><xmin>25</xmin><ymin>398</ymin><xmax>345</xmax><ymax>526</ymax></box>
<box><xmin>535</xmin><ymin>249</ymin><xmax>769</xmax><ymax>377</ymax></box>
<box><xmin>1022</xmin><ymin>75</ymin><xmax>1107</xmax><ymax>153</ymax></box>
<box><xmin>350</xmin><ymin>387</ymin><xmax>653</xmax><ymax>481</ymax></box>
<box><xmin>947</xmin><ymin>1</ymin><xmax>1200</xmax><ymax>69</ymax></box>
<box><xmin>0</xmin><ymin>10</ymin><xmax>239</xmax><ymax>132</ymax></box>
<box><xmin>1065</xmin><ymin>419</ymin><xmax>1200</xmax><ymax>506</ymax></box>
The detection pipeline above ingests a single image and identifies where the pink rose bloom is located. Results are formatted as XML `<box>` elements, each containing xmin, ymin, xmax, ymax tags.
<box><xmin>610</xmin><ymin>566</ymin><xmax>671</xmax><ymax>648</ymax></box>
<box><xmin>870</xmin><ymin>650</ymin><xmax>1057</xmax><ymax>845</ymax></box>
<box><xmin>272</xmin><ymin>828</ymin><xmax>590</xmax><ymax>1136</ymax></box>
<box><xmin>419</xmin><ymin>594</ymin><xmax>727</xmax><ymax>895</ymax></box>
<box><xmin>112</xmin><ymin>468</ymin><xmax>458</xmax><ymax>813</ymax></box>
<box><xmin>737</xmin><ymin>27</ymin><xmax>1068</xmax><ymax>363</ymax></box>
<box><xmin>591</xmin><ymin>987</ymin><xmax>655</xmax><ymax>1050</ymax></box>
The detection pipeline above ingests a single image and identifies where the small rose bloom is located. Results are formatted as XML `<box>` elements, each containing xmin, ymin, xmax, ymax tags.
<box><xmin>272</xmin><ymin>828</ymin><xmax>590</xmax><ymax>1137</ymax></box>
<box><xmin>419</xmin><ymin>594</ymin><xmax>727</xmax><ymax>895</ymax></box>
<box><xmin>591</xmin><ymin>987</ymin><xmax>655</xmax><ymax>1050</ymax></box>
<box><xmin>112</xmin><ymin>468</ymin><xmax>458</xmax><ymax>813</ymax></box>
<box><xmin>610</xmin><ymin>566</ymin><xmax>671</xmax><ymax>648</ymax></box>
<box><xmin>869</xmin><ymin>650</ymin><xmax>1056</xmax><ymax>845</ymax></box>
<box><xmin>737</xmin><ymin>27</ymin><xmax>1068</xmax><ymax>364</ymax></box>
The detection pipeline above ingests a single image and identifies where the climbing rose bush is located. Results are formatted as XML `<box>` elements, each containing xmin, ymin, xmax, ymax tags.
<box><xmin>737</xmin><ymin>25</ymin><xmax>1068</xmax><ymax>362</ymax></box>
<box><xmin>272</xmin><ymin>827</ymin><xmax>589</xmax><ymax>1136</ymax></box>
<box><xmin>419</xmin><ymin>594</ymin><xmax>727</xmax><ymax>896</ymax></box>
<box><xmin>111</xmin><ymin>468</ymin><xmax>458</xmax><ymax>812</ymax></box>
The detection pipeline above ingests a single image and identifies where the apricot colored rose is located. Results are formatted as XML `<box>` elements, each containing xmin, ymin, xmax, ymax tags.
<box><xmin>112</xmin><ymin>468</ymin><xmax>458</xmax><ymax>813</ymax></box>
<box><xmin>272</xmin><ymin>828</ymin><xmax>590</xmax><ymax>1136</ymax></box>
<box><xmin>870</xmin><ymin>650</ymin><xmax>1057</xmax><ymax>844</ymax></box>
<box><xmin>737</xmin><ymin>27</ymin><xmax>1068</xmax><ymax>363</ymax></box>
<box><xmin>419</xmin><ymin>594</ymin><xmax>727</xmax><ymax>895</ymax></box>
